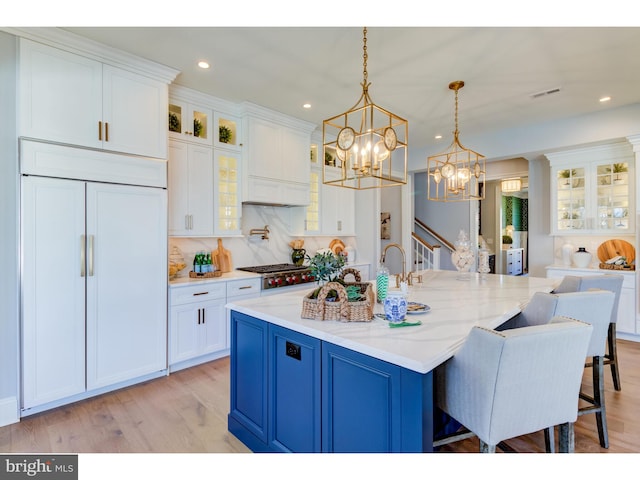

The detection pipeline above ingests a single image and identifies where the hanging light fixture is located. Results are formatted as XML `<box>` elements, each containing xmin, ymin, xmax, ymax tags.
<box><xmin>501</xmin><ymin>177</ymin><xmax>522</xmax><ymax>193</ymax></box>
<box><xmin>427</xmin><ymin>81</ymin><xmax>485</xmax><ymax>201</ymax></box>
<box><xmin>322</xmin><ymin>27</ymin><xmax>408</xmax><ymax>190</ymax></box>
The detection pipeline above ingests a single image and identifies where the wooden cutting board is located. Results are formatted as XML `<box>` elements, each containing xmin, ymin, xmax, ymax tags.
<box><xmin>597</xmin><ymin>239</ymin><xmax>635</xmax><ymax>264</ymax></box>
<box><xmin>212</xmin><ymin>238</ymin><xmax>232</xmax><ymax>273</ymax></box>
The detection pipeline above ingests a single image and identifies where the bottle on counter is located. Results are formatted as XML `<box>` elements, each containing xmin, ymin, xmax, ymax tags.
<box><xmin>376</xmin><ymin>263</ymin><xmax>390</xmax><ymax>304</ymax></box>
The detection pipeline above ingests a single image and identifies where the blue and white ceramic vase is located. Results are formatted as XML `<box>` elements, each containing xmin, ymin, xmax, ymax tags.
<box><xmin>383</xmin><ymin>291</ymin><xmax>408</xmax><ymax>323</ymax></box>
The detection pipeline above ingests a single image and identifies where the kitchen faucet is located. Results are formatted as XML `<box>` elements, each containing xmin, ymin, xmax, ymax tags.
<box><xmin>380</xmin><ymin>243</ymin><xmax>422</xmax><ymax>287</ymax></box>
<box><xmin>249</xmin><ymin>225</ymin><xmax>270</xmax><ymax>240</ymax></box>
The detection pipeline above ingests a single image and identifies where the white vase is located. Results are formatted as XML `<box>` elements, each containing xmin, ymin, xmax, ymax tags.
<box><xmin>561</xmin><ymin>242</ymin><xmax>574</xmax><ymax>266</ymax></box>
<box><xmin>572</xmin><ymin>247</ymin><xmax>592</xmax><ymax>268</ymax></box>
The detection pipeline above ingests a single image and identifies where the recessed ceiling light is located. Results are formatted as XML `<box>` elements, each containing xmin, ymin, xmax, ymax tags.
<box><xmin>197</xmin><ymin>61</ymin><xmax>210</xmax><ymax>69</ymax></box>
<box><xmin>435</xmin><ymin>134</ymin><xmax>442</xmax><ymax>140</ymax></box>
<box><xmin>600</xmin><ymin>96</ymin><xmax>611</xmax><ymax>103</ymax></box>
<box><xmin>303</xmin><ymin>103</ymin><xmax>311</xmax><ymax>109</ymax></box>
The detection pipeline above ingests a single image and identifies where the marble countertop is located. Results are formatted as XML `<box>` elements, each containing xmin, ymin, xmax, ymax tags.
<box><xmin>226</xmin><ymin>270</ymin><xmax>558</xmax><ymax>374</ymax></box>
<box><xmin>546</xmin><ymin>264</ymin><xmax>635</xmax><ymax>275</ymax></box>
<box><xmin>169</xmin><ymin>269</ymin><xmax>261</xmax><ymax>288</ymax></box>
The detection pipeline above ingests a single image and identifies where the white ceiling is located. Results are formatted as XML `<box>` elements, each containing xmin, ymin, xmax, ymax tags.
<box><xmin>63</xmin><ymin>26</ymin><xmax>640</xmax><ymax>152</ymax></box>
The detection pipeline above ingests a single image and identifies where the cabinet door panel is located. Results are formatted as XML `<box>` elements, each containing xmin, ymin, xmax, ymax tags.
<box><xmin>200</xmin><ymin>300</ymin><xmax>227</xmax><ymax>355</ymax></box>
<box><xmin>269</xmin><ymin>325</ymin><xmax>321</xmax><ymax>453</ymax></box>
<box><xmin>246</xmin><ymin>118</ymin><xmax>280</xmax><ymax>178</ymax></box>
<box><xmin>19</xmin><ymin>39</ymin><xmax>102</xmax><ymax>149</ymax></box>
<box><xmin>170</xmin><ymin>305</ymin><xmax>201</xmax><ymax>364</ymax></box>
<box><xmin>21</xmin><ymin>177</ymin><xmax>86</xmax><ymax>409</ymax></box>
<box><xmin>229</xmin><ymin>312</ymin><xmax>269</xmax><ymax>443</ymax></box>
<box><xmin>86</xmin><ymin>183</ymin><xmax>167</xmax><ymax>389</ymax></box>
<box><xmin>187</xmin><ymin>144</ymin><xmax>214</xmax><ymax>236</ymax></box>
<box><xmin>322</xmin><ymin>342</ymin><xmax>402</xmax><ymax>452</ymax></box>
<box><xmin>103</xmin><ymin>65</ymin><xmax>168</xmax><ymax>158</ymax></box>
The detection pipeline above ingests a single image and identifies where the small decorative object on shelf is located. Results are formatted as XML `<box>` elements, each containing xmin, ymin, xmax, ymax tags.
<box><xmin>169</xmin><ymin>112</ymin><xmax>181</xmax><ymax>133</ymax></box>
<box><xmin>451</xmin><ymin>230</ymin><xmax>475</xmax><ymax>276</ymax></box>
<box><xmin>193</xmin><ymin>118</ymin><xmax>203</xmax><ymax>138</ymax></box>
<box><xmin>168</xmin><ymin>245</ymin><xmax>187</xmax><ymax>279</ymax></box>
<box><xmin>561</xmin><ymin>242</ymin><xmax>574</xmax><ymax>266</ymax></box>
<box><xmin>219</xmin><ymin>125</ymin><xmax>232</xmax><ymax>144</ymax></box>
<box><xmin>572</xmin><ymin>247</ymin><xmax>592</xmax><ymax>268</ymax></box>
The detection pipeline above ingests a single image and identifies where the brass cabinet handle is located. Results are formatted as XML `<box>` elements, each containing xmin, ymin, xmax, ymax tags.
<box><xmin>98</xmin><ymin>121</ymin><xmax>102</xmax><ymax>141</ymax></box>
<box><xmin>80</xmin><ymin>235</ymin><xmax>86</xmax><ymax>277</ymax></box>
<box><xmin>105</xmin><ymin>122</ymin><xmax>109</xmax><ymax>142</ymax></box>
<box><xmin>88</xmin><ymin>235</ymin><xmax>95</xmax><ymax>276</ymax></box>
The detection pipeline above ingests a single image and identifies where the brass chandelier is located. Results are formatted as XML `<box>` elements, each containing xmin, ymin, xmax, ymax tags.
<box><xmin>322</xmin><ymin>27</ymin><xmax>408</xmax><ymax>190</ymax></box>
<box><xmin>427</xmin><ymin>81</ymin><xmax>485</xmax><ymax>201</ymax></box>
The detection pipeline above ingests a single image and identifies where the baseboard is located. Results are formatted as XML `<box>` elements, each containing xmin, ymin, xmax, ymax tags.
<box><xmin>0</xmin><ymin>396</ymin><xmax>19</xmax><ymax>427</ymax></box>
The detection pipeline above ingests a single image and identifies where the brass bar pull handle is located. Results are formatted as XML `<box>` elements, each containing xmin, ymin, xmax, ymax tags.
<box><xmin>88</xmin><ymin>235</ymin><xmax>95</xmax><ymax>276</ymax></box>
<box><xmin>105</xmin><ymin>122</ymin><xmax>109</xmax><ymax>142</ymax></box>
<box><xmin>80</xmin><ymin>235</ymin><xmax>86</xmax><ymax>277</ymax></box>
<box><xmin>98</xmin><ymin>121</ymin><xmax>103</xmax><ymax>141</ymax></box>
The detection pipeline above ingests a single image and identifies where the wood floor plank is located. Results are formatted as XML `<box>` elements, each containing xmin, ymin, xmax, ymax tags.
<box><xmin>1</xmin><ymin>340</ymin><xmax>638</xmax><ymax>454</ymax></box>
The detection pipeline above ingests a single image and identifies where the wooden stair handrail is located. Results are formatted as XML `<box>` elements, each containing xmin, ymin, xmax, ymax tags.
<box><xmin>414</xmin><ymin>218</ymin><xmax>455</xmax><ymax>252</ymax></box>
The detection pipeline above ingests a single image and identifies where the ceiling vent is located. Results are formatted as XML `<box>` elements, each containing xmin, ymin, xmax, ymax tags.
<box><xmin>530</xmin><ymin>87</ymin><xmax>561</xmax><ymax>99</ymax></box>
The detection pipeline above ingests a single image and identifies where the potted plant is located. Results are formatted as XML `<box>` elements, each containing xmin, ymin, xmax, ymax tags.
<box><xmin>219</xmin><ymin>125</ymin><xmax>232</xmax><ymax>144</ymax></box>
<box><xmin>613</xmin><ymin>163</ymin><xmax>627</xmax><ymax>183</ymax></box>
<box><xmin>193</xmin><ymin>118</ymin><xmax>203</xmax><ymax>138</ymax></box>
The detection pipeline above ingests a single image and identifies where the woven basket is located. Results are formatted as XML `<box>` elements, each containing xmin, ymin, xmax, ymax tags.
<box><xmin>301</xmin><ymin>281</ymin><xmax>374</xmax><ymax>322</ymax></box>
<box><xmin>189</xmin><ymin>270</ymin><xmax>222</xmax><ymax>278</ymax></box>
<box><xmin>599</xmin><ymin>263</ymin><xmax>635</xmax><ymax>271</ymax></box>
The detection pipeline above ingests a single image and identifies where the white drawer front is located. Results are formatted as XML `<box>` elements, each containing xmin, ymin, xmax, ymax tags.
<box><xmin>226</xmin><ymin>278</ymin><xmax>262</xmax><ymax>299</ymax></box>
<box><xmin>170</xmin><ymin>282</ymin><xmax>226</xmax><ymax>305</ymax></box>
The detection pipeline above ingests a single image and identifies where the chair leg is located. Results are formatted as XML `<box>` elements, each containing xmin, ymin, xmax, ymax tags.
<box><xmin>558</xmin><ymin>422</ymin><xmax>575</xmax><ymax>453</ymax></box>
<box><xmin>607</xmin><ymin>323</ymin><xmax>621</xmax><ymax>391</ymax></box>
<box><xmin>479</xmin><ymin>440</ymin><xmax>496</xmax><ymax>453</ymax></box>
<box><xmin>593</xmin><ymin>356</ymin><xmax>609</xmax><ymax>449</ymax></box>
<box><xmin>544</xmin><ymin>426</ymin><xmax>555</xmax><ymax>453</ymax></box>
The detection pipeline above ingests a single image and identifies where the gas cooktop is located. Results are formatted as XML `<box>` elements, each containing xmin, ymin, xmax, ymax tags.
<box><xmin>236</xmin><ymin>263</ymin><xmax>309</xmax><ymax>274</ymax></box>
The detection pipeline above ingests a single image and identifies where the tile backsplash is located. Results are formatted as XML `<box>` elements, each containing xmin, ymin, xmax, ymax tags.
<box><xmin>169</xmin><ymin>204</ymin><xmax>357</xmax><ymax>278</ymax></box>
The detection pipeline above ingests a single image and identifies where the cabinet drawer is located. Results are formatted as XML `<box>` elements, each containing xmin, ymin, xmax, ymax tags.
<box><xmin>227</xmin><ymin>278</ymin><xmax>262</xmax><ymax>298</ymax></box>
<box><xmin>170</xmin><ymin>282</ymin><xmax>226</xmax><ymax>305</ymax></box>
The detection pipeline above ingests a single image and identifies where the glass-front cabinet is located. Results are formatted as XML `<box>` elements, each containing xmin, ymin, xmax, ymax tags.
<box><xmin>168</xmin><ymin>99</ymin><xmax>213</xmax><ymax>146</ymax></box>
<box><xmin>547</xmin><ymin>141</ymin><xmax>635</xmax><ymax>235</ymax></box>
<box><xmin>214</xmin><ymin>149</ymin><xmax>242</xmax><ymax>235</ymax></box>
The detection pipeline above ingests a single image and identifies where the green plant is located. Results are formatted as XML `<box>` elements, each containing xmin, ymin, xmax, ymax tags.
<box><xmin>193</xmin><ymin>118</ymin><xmax>203</xmax><ymax>137</ymax></box>
<box><xmin>168</xmin><ymin>112</ymin><xmax>180</xmax><ymax>132</ymax></box>
<box><xmin>613</xmin><ymin>163</ymin><xmax>628</xmax><ymax>173</ymax></box>
<box><xmin>559</xmin><ymin>169</ymin><xmax>576</xmax><ymax>178</ymax></box>
<box><xmin>219</xmin><ymin>125</ymin><xmax>232</xmax><ymax>143</ymax></box>
<box><xmin>502</xmin><ymin>235</ymin><xmax>513</xmax><ymax>244</ymax></box>
<box><xmin>307</xmin><ymin>251</ymin><xmax>345</xmax><ymax>284</ymax></box>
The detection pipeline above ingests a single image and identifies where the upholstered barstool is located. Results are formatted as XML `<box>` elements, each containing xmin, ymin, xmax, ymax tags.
<box><xmin>498</xmin><ymin>289</ymin><xmax>615</xmax><ymax>450</ymax></box>
<box><xmin>434</xmin><ymin>317</ymin><xmax>593</xmax><ymax>453</ymax></box>
<box><xmin>552</xmin><ymin>274</ymin><xmax>624</xmax><ymax>391</ymax></box>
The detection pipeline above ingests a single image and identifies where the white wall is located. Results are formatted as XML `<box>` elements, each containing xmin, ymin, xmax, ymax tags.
<box><xmin>0</xmin><ymin>31</ymin><xmax>19</xmax><ymax>426</ymax></box>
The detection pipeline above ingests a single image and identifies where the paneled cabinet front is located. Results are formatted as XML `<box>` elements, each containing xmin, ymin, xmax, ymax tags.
<box><xmin>19</xmin><ymin>38</ymin><xmax>168</xmax><ymax>159</ymax></box>
<box><xmin>21</xmin><ymin>176</ymin><xmax>167</xmax><ymax>412</ymax></box>
<box><xmin>228</xmin><ymin>312</ymin><xmax>433</xmax><ymax>453</ymax></box>
<box><xmin>229</xmin><ymin>312</ymin><xmax>321</xmax><ymax>452</ymax></box>
<box><xmin>169</xmin><ymin>283</ymin><xmax>227</xmax><ymax>368</ymax></box>
<box><xmin>168</xmin><ymin>140</ymin><xmax>214</xmax><ymax>236</ymax></box>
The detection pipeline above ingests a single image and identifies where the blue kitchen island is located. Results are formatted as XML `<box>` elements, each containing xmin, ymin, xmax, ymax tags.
<box><xmin>226</xmin><ymin>270</ymin><xmax>557</xmax><ymax>453</ymax></box>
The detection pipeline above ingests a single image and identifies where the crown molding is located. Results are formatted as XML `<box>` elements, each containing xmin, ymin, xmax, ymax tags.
<box><xmin>2</xmin><ymin>27</ymin><xmax>179</xmax><ymax>84</ymax></box>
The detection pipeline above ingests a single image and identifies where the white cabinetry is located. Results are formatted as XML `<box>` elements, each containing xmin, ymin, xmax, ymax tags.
<box><xmin>169</xmin><ymin>276</ymin><xmax>261</xmax><ymax>371</ymax></box>
<box><xmin>546</xmin><ymin>142</ymin><xmax>635</xmax><ymax>235</ymax></box>
<box><xmin>169</xmin><ymin>282</ymin><xmax>227</xmax><ymax>371</ymax></box>
<box><xmin>502</xmin><ymin>248</ymin><xmax>523</xmax><ymax>276</ymax></box>
<box><xmin>546</xmin><ymin>266</ymin><xmax>637</xmax><ymax>336</ymax></box>
<box><xmin>169</xmin><ymin>98</ymin><xmax>213</xmax><ymax>145</ymax></box>
<box><xmin>22</xmin><ymin>176</ymin><xmax>167</xmax><ymax>412</ymax></box>
<box><xmin>242</xmin><ymin>103</ymin><xmax>316</xmax><ymax>206</ymax></box>
<box><xmin>19</xmin><ymin>38</ymin><xmax>168</xmax><ymax>159</ymax></box>
<box><xmin>321</xmin><ymin>169</ymin><xmax>356</xmax><ymax>236</ymax></box>
<box><xmin>213</xmin><ymin>149</ymin><xmax>242</xmax><ymax>235</ymax></box>
<box><xmin>168</xmin><ymin>140</ymin><xmax>214</xmax><ymax>236</ymax></box>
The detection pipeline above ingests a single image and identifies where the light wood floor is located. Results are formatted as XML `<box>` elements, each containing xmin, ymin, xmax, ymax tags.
<box><xmin>2</xmin><ymin>339</ymin><xmax>639</xmax><ymax>454</ymax></box>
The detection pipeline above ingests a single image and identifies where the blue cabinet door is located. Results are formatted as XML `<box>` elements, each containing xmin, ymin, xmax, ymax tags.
<box><xmin>228</xmin><ymin>311</ymin><xmax>269</xmax><ymax>449</ymax></box>
<box><xmin>269</xmin><ymin>324</ymin><xmax>321</xmax><ymax>452</ymax></box>
<box><xmin>322</xmin><ymin>342</ymin><xmax>434</xmax><ymax>453</ymax></box>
